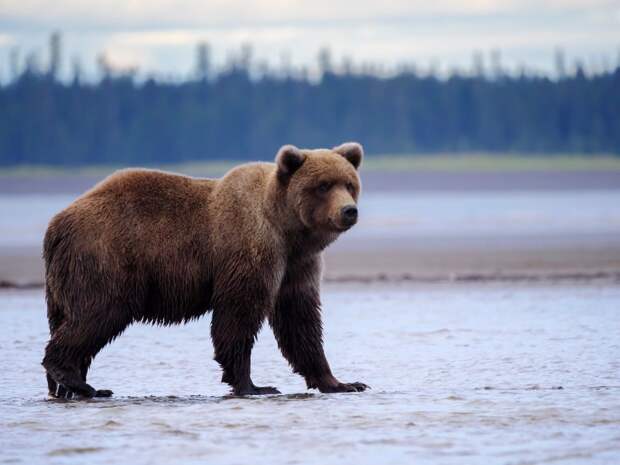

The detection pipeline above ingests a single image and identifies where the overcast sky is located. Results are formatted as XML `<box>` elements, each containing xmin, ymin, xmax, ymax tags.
<box><xmin>1</xmin><ymin>0</ymin><xmax>619</xmax><ymax>81</ymax></box>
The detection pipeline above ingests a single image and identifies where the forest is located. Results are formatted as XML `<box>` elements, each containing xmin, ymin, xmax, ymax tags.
<box><xmin>1</xmin><ymin>53</ymin><xmax>619</xmax><ymax>166</ymax></box>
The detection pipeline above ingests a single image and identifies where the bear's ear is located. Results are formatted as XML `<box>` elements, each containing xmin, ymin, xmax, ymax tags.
<box><xmin>333</xmin><ymin>142</ymin><xmax>363</xmax><ymax>170</ymax></box>
<box><xmin>276</xmin><ymin>144</ymin><xmax>306</xmax><ymax>177</ymax></box>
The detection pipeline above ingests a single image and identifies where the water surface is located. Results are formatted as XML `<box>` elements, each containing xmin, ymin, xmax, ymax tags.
<box><xmin>1</xmin><ymin>283</ymin><xmax>619</xmax><ymax>464</ymax></box>
<box><xmin>2</xmin><ymin>190</ymin><xmax>620</xmax><ymax>247</ymax></box>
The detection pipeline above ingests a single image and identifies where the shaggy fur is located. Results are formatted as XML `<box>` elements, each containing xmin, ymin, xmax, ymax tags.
<box><xmin>42</xmin><ymin>142</ymin><xmax>368</xmax><ymax>399</ymax></box>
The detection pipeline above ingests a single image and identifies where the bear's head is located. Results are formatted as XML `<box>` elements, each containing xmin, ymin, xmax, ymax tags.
<box><xmin>275</xmin><ymin>142</ymin><xmax>363</xmax><ymax>235</ymax></box>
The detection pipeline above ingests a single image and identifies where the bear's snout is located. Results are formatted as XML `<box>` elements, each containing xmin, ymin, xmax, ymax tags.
<box><xmin>340</xmin><ymin>205</ymin><xmax>358</xmax><ymax>227</ymax></box>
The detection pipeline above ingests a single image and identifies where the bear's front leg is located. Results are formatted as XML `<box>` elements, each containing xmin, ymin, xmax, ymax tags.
<box><xmin>270</xmin><ymin>281</ymin><xmax>369</xmax><ymax>394</ymax></box>
<box><xmin>211</xmin><ymin>297</ymin><xmax>281</xmax><ymax>396</ymax></box>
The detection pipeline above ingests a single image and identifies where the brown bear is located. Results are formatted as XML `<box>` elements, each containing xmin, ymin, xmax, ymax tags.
<box><xmin>42</xmin><ymin>142</ymin><xmax>368</xmax><ymax>399</ymax></box>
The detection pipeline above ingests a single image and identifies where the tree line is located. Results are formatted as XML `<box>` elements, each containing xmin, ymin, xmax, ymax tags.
<box><xmin>1</xmin><ymin>64</ymin><xmax>619</xmax><ymax>166</ymax></box>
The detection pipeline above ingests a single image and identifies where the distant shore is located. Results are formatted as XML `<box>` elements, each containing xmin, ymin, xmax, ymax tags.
<box><xmin>2</xmin><ymin>153</ymin><xmax>620</xmax><ymax>180</ymax></box>
<box><xmin>2</xmin><ymin>168</ymin><xmax>620</xmax><ymax>195</ymax></box>
<box><xmin>1</xmin><ymin>166</ymin><xmax>619</xmax><ymax>289</ymax></box>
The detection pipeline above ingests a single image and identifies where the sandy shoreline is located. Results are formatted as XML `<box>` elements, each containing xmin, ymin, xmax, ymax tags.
<box><xmin>325</xmin><ymin>233</ymin><xmax>620</xmax><ymax>283</ymax></box>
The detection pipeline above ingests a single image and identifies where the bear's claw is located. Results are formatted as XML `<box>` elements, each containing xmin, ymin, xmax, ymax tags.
<box><xmin>252</xmin><ymin>386</ymin><xmax>281</xmax><ymax>395</ymax></box>
<box><xmin>345</xmin><ymin>382</ymin><xmax>369</xmax><ymax>392</ymax></box>
<box><xmin>234</xmin><ymin>385</ymin><xmax>281</xmax><ymax>396</ymax></box>
<box><xmin>50</xmin><ymin>383</ymin><xmax>83</xmax><ymax>400</ymax></box>
<box><xmin>319</xmin><ymin>381</ymin><xmax>370</xmax><ymax>393</ymax></box>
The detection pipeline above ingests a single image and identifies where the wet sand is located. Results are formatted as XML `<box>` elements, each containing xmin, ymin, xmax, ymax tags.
<box><xmin>325</xmin><ymin>233</ymin><xmax>620</xmax><ymax>282</ymax></box>
<box><xmin>3</xmin><ymin>234</ymin><xmax>620</xmax><ymax>288</ymax></box>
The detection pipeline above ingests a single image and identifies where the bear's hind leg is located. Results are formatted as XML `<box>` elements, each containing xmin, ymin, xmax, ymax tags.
<box><xmin>43</xmin><ymin>339</ymin><xmax>96</xmax><ymax>399</ymax></box>
<box><xmin>44</xmin><ymin>292</ymin><xmax>64</xmax><ymax>397</ymax></box>
<box><xmin>43</xmin><ymin>318</ymin><xmax>127</xmax><ymax>399</ymax></box>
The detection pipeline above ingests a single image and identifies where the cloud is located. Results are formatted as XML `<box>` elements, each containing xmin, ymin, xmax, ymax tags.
<box><xmin>100</xmin><ymin>48</ymin><xmax>152</xmax><ymax>71</ymax></box>
<box><xmin>0</xmin><ymin>33</ymin><xmax>15</xmax><ymax>46</ymax></box>
<box><xmin>1</xmin><ymin>0</ymin><xmax>616</xmax><ymax>31</ymax></box>
<box><xmin>109</xmin><ymin>30</ymin><xmax>206</xmax><ymax>47</ymax></box>
<box><xmin>0</xmin><ymin>0</ymin><xmax>617</xmax><ymax>80</ymax></box>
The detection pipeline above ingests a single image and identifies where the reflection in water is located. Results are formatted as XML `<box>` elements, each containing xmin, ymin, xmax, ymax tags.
<box><xmin>1</xmin><ymin>283</ymin><xmax>620</xmax><ymax>464</ymax></box>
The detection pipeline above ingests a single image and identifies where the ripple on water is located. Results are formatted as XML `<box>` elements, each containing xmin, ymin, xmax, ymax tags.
<box><xmin>2</xmin><ymin>284</ymin><xmax>620</xmax><ymax>464</ymax></box>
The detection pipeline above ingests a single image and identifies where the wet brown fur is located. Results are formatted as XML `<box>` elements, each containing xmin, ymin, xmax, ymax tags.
<box><xmin>42</xmin><ymin>143</ymin><xmax>368</xmax><ymax>398</ymax></box>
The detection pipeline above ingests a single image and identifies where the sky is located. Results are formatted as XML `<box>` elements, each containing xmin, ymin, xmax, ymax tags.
<box><xmin>0</xmin><ymin>0</ymin><xmax>619</xmax><ymax>81</ymax></box>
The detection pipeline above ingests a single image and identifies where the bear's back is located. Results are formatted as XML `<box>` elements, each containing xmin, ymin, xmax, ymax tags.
<box><xmin>87</xmin><ymin>168</ymin><xmax>212</xmax><ymax>211</ymax></box>
<box><xmin>45</xmin><ymin>169</ymin><xmax>215</xmax><ymax>270</ymax></box>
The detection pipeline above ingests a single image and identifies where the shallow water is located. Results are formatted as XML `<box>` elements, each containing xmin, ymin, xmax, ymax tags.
<box><xmin>1</xmin><ymin>282</ymin><xmax>619</xmax><ymax>464</ymax></box>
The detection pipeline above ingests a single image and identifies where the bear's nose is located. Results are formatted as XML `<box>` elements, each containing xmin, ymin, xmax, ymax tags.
<box><xmin>341</xmin><ymin>205</ymin><xmax>358</xmax><ymax>225</ymax></box>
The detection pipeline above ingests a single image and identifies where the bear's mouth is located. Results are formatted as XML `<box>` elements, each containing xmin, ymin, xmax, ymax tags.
<box><xmin>330</xmin><ymin>220</ymin><xmax>353</xmax><ymax>232</ymax></box>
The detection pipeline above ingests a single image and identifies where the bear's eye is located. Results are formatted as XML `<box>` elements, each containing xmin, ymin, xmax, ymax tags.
<box><xmin>317</xmin><ymin>182</ymin><xmax>331</xmax><ymax>193</ymax></box>
<box><xmin>346</xmin><ymin>182</ymin><xmax>355</xmax><ymax>193</ymax></box>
